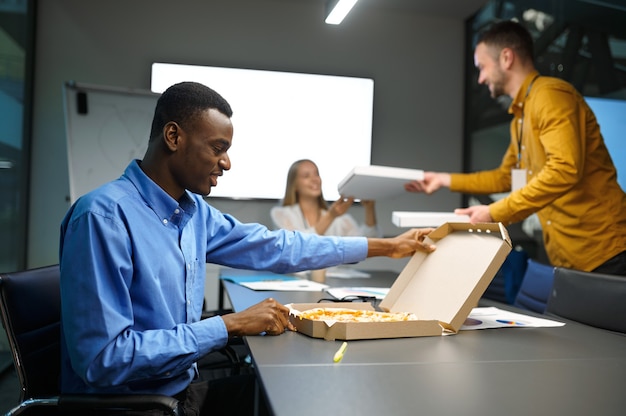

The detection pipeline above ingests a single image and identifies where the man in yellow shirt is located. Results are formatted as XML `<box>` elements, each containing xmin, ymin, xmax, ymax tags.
<box><xmin>406</xmin><ymin>20</ymin><xmax>626</xmax><ymax>276</ymax></box>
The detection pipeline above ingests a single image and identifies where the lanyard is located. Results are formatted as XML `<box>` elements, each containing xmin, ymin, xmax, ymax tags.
<box><xmin>516</xmin><ymin>74</ymin><xmax>540</xmax><ymax>168</ymax></box>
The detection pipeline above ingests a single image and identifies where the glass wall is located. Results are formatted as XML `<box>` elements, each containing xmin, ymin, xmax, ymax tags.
<box><xmin>463</xmin><ymin>0</ymin><xmax>626</xmax><ymax>259</ymax></box>
<box><xmin>0</xmin><ymin>0</ymin><xmax>35</xmax><ymax>272</ymax></box>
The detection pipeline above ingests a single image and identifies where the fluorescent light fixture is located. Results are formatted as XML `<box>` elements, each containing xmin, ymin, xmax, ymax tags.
<box><xmin>325</xmin><ymin>0</ymin><xmax>359</xmax><ymax>25</ymax></box>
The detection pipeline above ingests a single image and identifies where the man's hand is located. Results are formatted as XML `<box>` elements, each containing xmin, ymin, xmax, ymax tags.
<box><xmin>221</xmin><ymin>298</ymin><xmax>296</xmax><ymax>337</ymax></box>
<box><xmin>404</xmin><ymin>172</ymin><xmax>450</xmax><ymax>194</ymax></box>
<box><xmin>367</xmin><ymin>228</ymin><xmax>436</xmax><ymax>259</ymax></box>
<box><xmin>454</xmin><ymin>205</ymin><xmax>493</xmax><ymax>223</ymax></box>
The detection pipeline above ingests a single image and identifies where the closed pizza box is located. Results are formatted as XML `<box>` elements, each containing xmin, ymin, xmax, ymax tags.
<box><xmin>392</xmin><ymin>211</ymin><xmax>470</xmax><ymax>227</ymax></box>
<box><xmin>337</xmin><ymin>165</ymin><xmax>424</xmax><ymax>200</ymax></box>
<box><xmin>288</xmin><ymin>222</ymin><xmax>512</xmax><ymax>340</ymax></box>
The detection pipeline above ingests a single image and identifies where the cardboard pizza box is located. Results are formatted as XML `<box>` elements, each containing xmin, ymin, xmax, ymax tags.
<box><xmin>337</xmin><ymin>165</ymin><xmax>424</xmax><ymax>200</ymax></box>
<box><xmin>288</xmin><ymin>222</ymin><xmax>512</xmax><ymax>340</ymax></box>
<box><xmin>392</xmin><ymin>211</ymin><xmax>470</xmax><ymax>227</ymax></box>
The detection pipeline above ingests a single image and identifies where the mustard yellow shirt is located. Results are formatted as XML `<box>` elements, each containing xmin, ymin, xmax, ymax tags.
<box><xmin>451</xmin><ymin>71</ymin><xmax>626</xmax><ymax>271</ymax></box>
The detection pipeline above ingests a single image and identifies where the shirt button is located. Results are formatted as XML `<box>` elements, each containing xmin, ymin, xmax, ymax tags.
<box><xmin>162</xmin><ymin>219</ymin><xmax>168</xmax><ymax>224</ymax></box>
<box><xmin>547</xmin><ymin>220</ymin><xmax>551</xmax><ymax>225</ymax></box>
<box><xmin>174</xmin><ymin>209</ymin><xmax>180</xmax><ymax>214</ymax></box>
<box><xmin>187</xmin><ymin>300</ymin><xmax>191</xmax><ymax>305</ymax></box>
<box><xmin>518</xmin><ymin>119</ymin><xmax>523</xmax><ymax>123</ymax></box>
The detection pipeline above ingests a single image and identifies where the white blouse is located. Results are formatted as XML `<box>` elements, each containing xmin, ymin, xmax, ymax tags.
<box><xmin>270</xmin><ymin>204</ymin><xmax>381</xmax><ymax>237</ymax></box>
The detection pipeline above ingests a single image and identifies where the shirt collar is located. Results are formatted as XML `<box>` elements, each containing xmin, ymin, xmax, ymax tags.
<box><xmin>123</xmin><ymin>160</ymin><xmax>197</xmax><ymax>225</ymax></box>
<box><xmin>508</xmin><ymin>70</ymin><xmax>541</xmax><ymax>115</ymax></box>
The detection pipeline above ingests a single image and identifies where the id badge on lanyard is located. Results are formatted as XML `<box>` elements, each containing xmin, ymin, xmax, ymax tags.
<box><xmin>512</xmin><ymin>168</ymin><xmax>527</xmax><ymax>191</ymax></box>
<box><xmin>513</xmin><ymin>118</ymin><xmax>527</xmax><ymax>192</ymax></box>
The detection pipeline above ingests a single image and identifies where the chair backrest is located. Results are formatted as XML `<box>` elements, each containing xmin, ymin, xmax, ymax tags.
<box><xmin>0</xmin><ymin>265</ymin><xmax>61</xmax><ymax>401</ymax></box>
<box><xmin>482</xmin><ymin>249</ymin><xmax>528</xmax><ymax>304</ymax></box>
<box><xmin>513</xmin><ymin>259</ymin><xmax>555</xmax><ymax>313</ymax></box>
<box><xmin>546</xmin><ymin>267</ymin><xmax>626</xmax><ymax>333</ymax></box>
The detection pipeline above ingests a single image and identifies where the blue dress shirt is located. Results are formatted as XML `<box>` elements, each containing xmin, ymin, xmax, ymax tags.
<box><xmin>59</xmin><ymin>160</ymin><xmax>367</xmax><ymax>396</ymax></box>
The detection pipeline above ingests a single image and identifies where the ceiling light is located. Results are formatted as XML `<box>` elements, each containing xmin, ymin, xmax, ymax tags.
<box><xmin>325</xmin><ymin>0</ymin><xmax>359</xmax><ymax>25</ymax></box>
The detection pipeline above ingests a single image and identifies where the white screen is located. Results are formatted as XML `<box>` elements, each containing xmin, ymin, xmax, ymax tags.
<box><xmin>151</xmin><ymin>63</ymin><xmax>374</xmax><ymax>201</ymax></box>
<box><xmin>585</xmin><ymin>97</ymin><xmax>626</xmax><ymax>192</ymax></box>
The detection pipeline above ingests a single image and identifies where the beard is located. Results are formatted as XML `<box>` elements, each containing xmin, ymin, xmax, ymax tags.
<box><xmin>488</xmin><ymin>67</ymin><xmax>507</xmax><ymax>99</ymax></box>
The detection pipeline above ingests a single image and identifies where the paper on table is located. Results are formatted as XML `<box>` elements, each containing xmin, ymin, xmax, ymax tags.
<box><xmin>240</xmin><ymin>279</ymin><xmax>329</xmax><ymax>292</ymax></box>
<box><xmin>461</xmin><ymin>306</ymin><xmax>565</xmax><ymax>330</ymax></box>
<box><xmin>325</xmin><ymin>287</ymin><xmax>390</xmax><ymax>300</ymax></box>
<box><xmin>221</xmin><ymin>273</ymin><xmax>298</xmax><ymax>284</ymax></box>
<box><xmin>325</xmin><ymin>267</ymin><xmax>371</xmax><ymax>279</ymax></box>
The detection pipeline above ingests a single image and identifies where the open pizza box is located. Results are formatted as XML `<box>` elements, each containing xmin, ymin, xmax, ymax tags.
<box><xmin>288</xmin><ymin>222</ymin><xmax>512</xmax><ymax>340</ymax></box>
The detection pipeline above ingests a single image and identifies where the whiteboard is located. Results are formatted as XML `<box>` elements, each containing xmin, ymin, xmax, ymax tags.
<box><xmin>63</xmin><ymin>82</ymin><xmax>159</xmax><ymax>202</ymax></box>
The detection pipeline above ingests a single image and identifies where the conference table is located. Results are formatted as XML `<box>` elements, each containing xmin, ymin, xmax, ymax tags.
<box><xmin>220</xmin><ymin>269</ymin><xmax>626</xmax><ymax>416</ymax></box>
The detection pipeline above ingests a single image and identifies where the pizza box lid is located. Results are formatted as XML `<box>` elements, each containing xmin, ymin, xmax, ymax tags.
<box><xmin>288</xmin><ymin>222</ymin><xmax>511</xmax><ymax>340</ymax></box>
<box><xmin>380</xmin><ymin>222</ymin><xmax>512</xmax><ymax>333</ymax></box>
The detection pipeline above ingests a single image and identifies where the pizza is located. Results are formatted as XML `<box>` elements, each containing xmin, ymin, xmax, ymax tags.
<box><xmin>296</xmin><ymin>307</ymin><xmax>418</xmax><ymax>323</ymax></box>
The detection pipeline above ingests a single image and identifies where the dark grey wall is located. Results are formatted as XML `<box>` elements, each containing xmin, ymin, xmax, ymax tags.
<box><xmin>28</xmin><ymin>0</ymin><xmax>471</xmax><ymax>268</ymax></box>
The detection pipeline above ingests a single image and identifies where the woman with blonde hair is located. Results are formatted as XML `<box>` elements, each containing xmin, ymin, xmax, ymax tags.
<box><xmin>271</xmin><ymin>159</ymin><xmax>381</xmax><ymax>237</ymax></box>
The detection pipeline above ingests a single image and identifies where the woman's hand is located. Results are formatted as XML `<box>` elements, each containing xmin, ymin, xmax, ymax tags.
<box><xmin>328</xmin><ymin>196</ymin><xmax>355</xmax><ymax>218</ymax></box>
<box><xmin>361</xmin><ymin>200</ymin><xmax>377</xmax><ymax>227</ymax></box>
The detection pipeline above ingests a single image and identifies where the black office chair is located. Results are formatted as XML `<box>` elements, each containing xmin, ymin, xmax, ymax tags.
<box><xmin>513</xmin><ymin>258</ymin><xmax>555</xmax><ymax>313</ymax></box>
<box><xmin>0</xmin><ymin>265</ymin><xmax>180</xmax><ymax>415</ymax></box>
<box><xmin>546</xmin><ymin>266</ymin><xmax>626</xmax><ymax>334</ymax></box>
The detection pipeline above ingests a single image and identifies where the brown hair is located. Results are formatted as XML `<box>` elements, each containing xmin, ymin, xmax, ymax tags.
<box><xmin>477</xmin><ymin>20</ymin><xmax>534</xmax><ymax>64</ymax></box>
<box><xmin>281</xmin><ymin>159</ymin><xmax>328</xmax><ymax>209</ymax></box>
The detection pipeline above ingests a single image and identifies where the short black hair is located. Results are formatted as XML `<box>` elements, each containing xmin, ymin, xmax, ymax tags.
<box><xmin>149</xmin><ymin>81</ymin><xmax>233</xmax><ymax>141</ymax></box>
<box><xmin>477</xmin><ymin>20</ymin><xmax>534</xmax><ymax>63</ymax></box>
